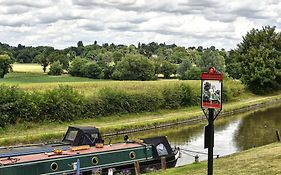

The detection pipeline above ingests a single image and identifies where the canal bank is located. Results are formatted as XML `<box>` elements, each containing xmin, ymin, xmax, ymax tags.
<box><xmin>0</xmin><ymin>92</ymin><xmax>281</xmax><ymax>145</ymax></box>
<box><xmin>147</xmin><ymin>142</ymin><xmax>281</xmax><ymax>175</ymax></box>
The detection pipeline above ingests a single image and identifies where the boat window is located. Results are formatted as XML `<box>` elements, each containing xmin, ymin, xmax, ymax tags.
<box><xmin>91</xmin><ymin>133</ymin><xmax>99</xmax><ymax>142</ymax></box>
<box><xmin>65</xmin><ymin>130</ymin><xmax>78</xmax><ymax>142</ymax></box>
<box><xmin>156</xmin><ymin>143</ymin><xmax>168</xmax><ymax>156</ymax></box>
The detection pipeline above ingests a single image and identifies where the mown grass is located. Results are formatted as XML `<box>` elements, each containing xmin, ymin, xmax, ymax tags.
<box><xmin>147</xmin><ymin>142</ymin><xmax>281</xmax><ymax>175</ymax></box>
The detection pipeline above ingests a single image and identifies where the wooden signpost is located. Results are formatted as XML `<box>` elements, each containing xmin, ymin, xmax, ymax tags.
<box><xmin>201</xmin><ymin>67</ymin><xmax>223</xmax><ymax>175</ymax></box>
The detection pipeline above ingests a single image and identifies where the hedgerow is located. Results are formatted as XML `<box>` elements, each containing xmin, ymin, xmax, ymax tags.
<box><xmin>0</xmin><ymin>81</ymin><xmax>243</xmax><ymax>127</ymax></box>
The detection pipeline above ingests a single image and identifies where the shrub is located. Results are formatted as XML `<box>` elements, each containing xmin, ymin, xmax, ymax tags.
<box><xmin>48</xmin><ymin>61</ymin><xmax>63</xmax><ymax>75</ymax></box>
<box><xmin>37</xmin><ymin>86</ymin><xmax>84</xmax><ymax>122</ymax></box>
<box><xmin>69</xmin><ymin>57</ymin><xmax>88</xmax><ymax>77</ymax></box>
<box><xmin>112</xmin><ymin>54</ymin><xmax>156</xmax><ymax>80</ymax></box>
<box><xmin>81</xmin><ymin>62</ymin><xmax>102</xmax><ymax>79</ymax></box>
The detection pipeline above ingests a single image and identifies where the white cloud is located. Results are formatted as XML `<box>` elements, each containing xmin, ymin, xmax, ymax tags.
<box><xmin>0</xmin><ymin>0</ymin><xmax>280</xmax><ymax>50</ymax></box>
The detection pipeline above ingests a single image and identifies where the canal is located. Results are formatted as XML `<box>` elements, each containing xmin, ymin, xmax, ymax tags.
<box><xmin>111</xmin><ymin>104</ymin><xmax>281</xmax><ymax>166</ymax></box>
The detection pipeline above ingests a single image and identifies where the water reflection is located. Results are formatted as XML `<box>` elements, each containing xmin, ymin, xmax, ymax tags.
<box><xmin>109</xmin><ymin>104</ymin><xmax>281</xmax><ymax>166</ymax></box>
<box><xmin>234</xmin><ymin>105</ymin><xmax>281</xmax><ymax>150</ymax></box>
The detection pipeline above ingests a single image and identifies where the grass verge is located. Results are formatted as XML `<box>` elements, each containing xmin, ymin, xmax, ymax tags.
<box><xmin>147</xmin><ymin>142</ymin><xmax>281</xmax><ymax>175</ymax></box>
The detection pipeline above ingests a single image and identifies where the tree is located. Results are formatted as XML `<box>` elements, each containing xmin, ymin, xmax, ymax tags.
<box><xmin>0</xmin><ymin>54</ymin><xmax>14</xmax><ymax>78</ymax></box>
<box><xmin>233</xmin><ymin>26</ymin><xmax>281</xmax><ymax>93</ymax></box>
<box><xmin>185</xmin><ymin>66</ymin><xmax>201</xmax><ymax>80</ymax></box>
<box><xmin>112</xmin><ymin>54</ymin><xmax>156</xmax><ymax>80</ymax></box>
<box><xmin>112</xmin><ymin>51</ymin><xmax>123</xmax><ymax>64</ymax></box>
<box><xmin>177</xmin><ymin>59</ymin><xmax>192</xmax><ymax>77</ymax></box>
<box><xmin>36</xmin><ymin>47</ymin><xmax>54</xmax><ymax>73</ymax></box>
<box><xmin>69</xmin><ymin>57</ymin><xmax>88</xmax><ymax>77</ymax></box>
<box><xmin>48</xmin><ymin>61</ymin><xmax>63</xmax><ymax>75</ymax></box>
<box><xmin>81</xmin><ymin>62</ymin><xmax>102</xmax><ymax>79</ymax></box>
<box><xmin>225</xmin><ymin>50</ymin><xmax>241</xmax><ymax>79</ymax></box>
<box><xmin>199</xmin><ymin>50</ymin><xmax>225</xmax><ymax>72</ymax></box>
<box><xmin>48</xmin><ymin>52</ymin><xmax>69</xmax><ymax>70</ymax></box>
<box><xmin>160</xmin><ymin>60</ymin><xmax>177</xmax><ymax>79</ymax></box>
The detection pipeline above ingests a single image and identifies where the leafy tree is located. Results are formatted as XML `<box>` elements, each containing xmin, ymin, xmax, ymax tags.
<box><xmin>35</xmin><ymin>47</ymin><xmax>54</xmax><ymax>73</ymax></box>
<box><xmin>103</xmin><ymin>65</ymin><xmax>115</xmax><ymax>79</ymax></box>
<box><xmin>112</xmin><ymin>51</ymin><xmax>123</xmax><ymax>64</ymax></box>
<box><xmin>177</xmin><ymin>59</ymin><xmax>192</xmax><ymax>77</ymax></box>
<box><xmin>184</xmin><ymin>66</ymin><xmax>201</xmax><ymax>80</ymax></box>
<box><xmin>81</xmin><ymin>62</ymin><xmax>102</xmax><ymax>79</ymax></box>
<box><xmin>69</xmin><ymin>57</ymin><xmax>88</xmax><ymax>77</ymax></box>
<box><xmin>48</xmin><ymin>61</ymin><xmax>63</xmax><ymax>75</ymax></box>
<box><xmin>233</xmin><ymin>26</ymin><xmax>281</xmax><ymax>93</ymax></box>
<box><xmin>225</xmin><ymin>50</ymin><xmax>241</xmax><ymax>79</ymax></box>
<box><xmin>0</xmin><ymin>54</ymin><xmax>14</xmax><ymax>78</ymax></box>
<box><xmin>112</xmin><ymin>54</ymin><xmax>156</xmax><ymax>80</ymax></box>
<box><xmin>199</xmin><ymin>50</ymin><xmax>225</xmax><ymax>72</ymax></box>
<box><xmin>160</xmin><ymin>60</ymin><xmax>177</xmax><ymax>79</ymax></box>
<box><xmin>67</xmin><ymin>51</ymin><xmax>76</xmax><ymax>61</ymax></box>
<box><xmin>169</xmin><ymin>47</ymin><xmax>188</xmax><ymax>64</ymax></box>
<box><xmin>15</xmin><ymin>49</ymin><xmax>33</xmax><ymax>63</ymax></box>
<box><xmin>48</xmin><ymin>51</ymin><xmax>69</xmax><ymax>70</ymax></box>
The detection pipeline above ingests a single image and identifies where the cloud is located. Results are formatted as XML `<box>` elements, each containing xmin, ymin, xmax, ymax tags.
<box><xmin>0</xmin><ymin>0</ymin><xmax>280</xmax><ymax>50</ymax></box>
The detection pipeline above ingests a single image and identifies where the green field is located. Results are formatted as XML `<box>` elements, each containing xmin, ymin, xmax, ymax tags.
<box><xmin>2</xmin><ymin>63</ymin><xmax>201</xmax><ymax>95</ymax></box>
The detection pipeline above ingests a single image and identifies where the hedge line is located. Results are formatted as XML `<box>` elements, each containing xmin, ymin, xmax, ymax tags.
<box><xmin>0</xmin><ymin>82</ymin><xmax>244</xmax><ymax>127</ymax></box>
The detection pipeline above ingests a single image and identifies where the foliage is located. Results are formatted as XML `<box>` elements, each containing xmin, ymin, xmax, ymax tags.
<box><xmin>112</xmin><ymin>54</ymin><xmax>156</xmax><ymax>80</ymax></box>
<box><xmin>199</xmin><ymin>50</ymin><xmax>225</xmax><ymax>72</ymax></box>
<box><xmin>0</xmin><ymin>54</ymin><xmax>14</xmax><ymax>78</ymax></box>
<box><xmin>233</xmin><ymin>26</ymin><xmax>281</xmax><ymax>94</ymax></box>
<box><xmin>225</xmin><ymin>50</ymin><xmax>241</xmax><ymax>79</ymax></box>
<box><xmin>69</xmin><ymin>57</ymin><xmax>88</xmax><ymax>77</ymax></box>
<box><xmin>180</xmin><ymin>66</ymin><xmax>201</xmax><ymax>80</ymax></box>
<box><xmin>81</xmin><ymin>62</ymin><xmax>102</xmax><ymax>79</ymax></box>
<box><xmin>178</xmin><ymin>59</ymin><xmax>192</xmax><ymax>77</ymax></box>
<box><xmin>159</xmin><ymin>60</ymin><xmax>177</xmax><ymax>79</ymax></box>
<box><xmin>0</xmin><ymin>77</ymin><xmax>245</xmax><ymax>127</ymax></box>
<box><xmin>48</xmin><ymin>61</ymin><xmax>63</xmax><ymax>75</ymax></box>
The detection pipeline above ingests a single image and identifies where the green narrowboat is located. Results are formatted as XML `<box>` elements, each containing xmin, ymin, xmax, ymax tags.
<box><xmin>0</xmin><ymin>126</ymin><xmax>180</xmax><ymax>175</ymax></box>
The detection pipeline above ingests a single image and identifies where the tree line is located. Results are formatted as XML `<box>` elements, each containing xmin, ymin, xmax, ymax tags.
<box><xmin>0</xmin><ymin>41</ymin><xmax>227</xmax><ymax>79</ymax></box>
<box><xmin>0</xmin><ymin>26</ymin><xmax>281</xmax><ymax>94</ymax></box>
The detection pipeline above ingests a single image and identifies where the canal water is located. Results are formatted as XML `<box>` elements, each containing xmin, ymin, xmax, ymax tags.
<box><xmin>111</xmin><ymin>104</ymin><xmax>281</xmax><ymax>166</ymax></box>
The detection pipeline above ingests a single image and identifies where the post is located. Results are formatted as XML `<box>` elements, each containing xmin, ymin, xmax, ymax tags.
<box><xmin>134</xmin><ymin>161</ymin><xmax>141</xmax><ymax>175</ymax></box>
<box><xmin>207</xmin><ymin>108</ymin><xmax>214</xmax><ymax>175</ymax></box>
<box><xmin>161</xmin><ymin>157</ymin><xmax>167</xmax><ymax>170</ymax></box>
<box><xmin>276</xmin><ymin>130</ymin><xmax>280</xmax><ymax>142</ymax></box>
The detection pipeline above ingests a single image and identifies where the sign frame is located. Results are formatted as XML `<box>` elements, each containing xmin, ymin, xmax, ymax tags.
<box><xmin>201</xmin><ymin>67</ymin><xmax>223</xmax><ymax>110</ymax></box>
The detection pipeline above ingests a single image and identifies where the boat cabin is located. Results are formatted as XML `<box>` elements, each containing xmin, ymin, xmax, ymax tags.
<box><xmin>62</xmin><ymin>126</ymin><xmax>103</xmax><ymax>146</ymax></box>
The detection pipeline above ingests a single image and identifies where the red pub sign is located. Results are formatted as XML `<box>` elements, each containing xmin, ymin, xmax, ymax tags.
<box><xmin>201</xmin><ymin>67</ymin><xmax>223</xmax><ymax>109</ymax></box>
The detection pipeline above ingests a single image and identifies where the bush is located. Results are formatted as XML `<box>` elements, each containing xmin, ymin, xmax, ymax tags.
<box><xmin>81</xmin><ymin>62</ymin><xmax>102</xmax><ymax>79</ymax></box>
<box><xmin>69</xmin><ymin>57</ymin><xmax>88</xmax><ymax>77</ymax></box>
<box><xmin>38</xmin><ymin>86</ymin><xmax>84</xmax><ymax>122</ymax></box>
<box><xmin>48</xmin><ymin>61</ymin><xmax>63</xmax><ymax>75</ymax></box>
<box><xmin>0</xmin><ymin>54</ymin><xmax>14</xmax><ymax>78</ymax></box>
<box><xmin>180</xmin><ymin>66</ymin><xmax>201</xmax><ymax>80</ymax></box>
<box><xmin>112</xmin><ymin>54</ymin><xmax>156</xmax><ymax>80</ymax></box>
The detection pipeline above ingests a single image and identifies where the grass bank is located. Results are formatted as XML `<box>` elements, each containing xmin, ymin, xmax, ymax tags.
<box><xmin>147</xmin><ymin>142</ymin><xmax>281</xmax><ymax>175</ymax></box>
<box><xmin>0</xmin><ymin>91</ymin><xmax>280</xmax><ymax>146</ymax></box>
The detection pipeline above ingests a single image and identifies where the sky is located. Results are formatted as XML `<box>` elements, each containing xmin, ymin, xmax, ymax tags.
<box><xmin>0</xmin><ymin>0</ymin><xmax>280</xmax><ymax>50</ymax></box>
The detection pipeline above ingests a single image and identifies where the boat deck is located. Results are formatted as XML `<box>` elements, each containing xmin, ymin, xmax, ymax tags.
<box><xmin>0</xmin><ymin>143</ymin><xmax>143</xmax><ymax>166</ymax></box>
